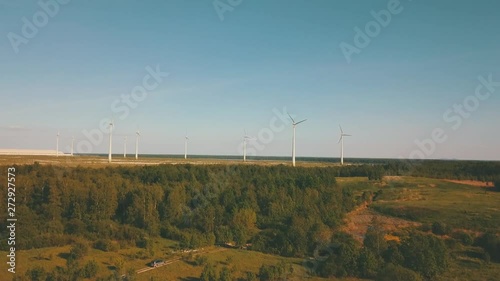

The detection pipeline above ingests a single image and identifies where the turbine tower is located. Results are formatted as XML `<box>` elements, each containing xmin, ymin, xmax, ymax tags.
<box><xmin>135</xmin><ymin>131</ymin><xmax>140</xmax><ymax>160</ymax></box>
<box><xmin>124</xmin><ymin>136</ymin><xmax>127</xmax><ymax>158</ymax></box>
<box><xmin>108</xmin><ymin>120</ymin><xmax>114</xmax><ymax>163</ymax></box>
<box><xmin>56</xmin><ymin>131</ymin><xmax>60</xmax><ymax>157</ymax></box>
<box><xmin>243</xmin><ymin>130</ymin><xmax>255</xmax><ymax>162</ymax></box>
<box><xmin>288</xmin><ymin>113</ymin><xmax>307</xmax><ymax>167</ymax></box>
<box><xmin>71</xmin><ymin>136</ymin><xmax>75</xmax><ymax>156</ymax></box>
<box><xmin>184</xmin><ymin>133</ymin><xmax>189</xmax><ymax>159</ymax></box>
<box><xmin>338</xmin><ymin>125</ymin><xmax>351</xmax><ymax>165</ymax></box>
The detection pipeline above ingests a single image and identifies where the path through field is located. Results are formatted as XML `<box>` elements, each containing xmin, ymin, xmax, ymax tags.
<box><xmin>135</xmin><ymin>248</ymin><xmax>227</xmax><ymax>275</ymax></box>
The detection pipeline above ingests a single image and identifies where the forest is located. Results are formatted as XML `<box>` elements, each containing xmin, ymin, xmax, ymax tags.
<box><xmin>1</xmin><ymin>160</ymin><xmax>499</xmax><ymax>280</ymax></box>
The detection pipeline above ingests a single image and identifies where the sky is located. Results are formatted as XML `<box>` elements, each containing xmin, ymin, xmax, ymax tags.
<box><xmin>0</xmin><ymin>0</ymin><xmax>499</xmax><ymax>160</ymax></box>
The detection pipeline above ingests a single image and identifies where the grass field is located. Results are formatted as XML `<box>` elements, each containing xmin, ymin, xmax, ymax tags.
<box><xmin>0</xmin><ymin>155</ymin><xmax>343</xmax><ymax>168</ymax></box>
<box><xmin>337</xmin><ymin>176</ymin><xmax>500</xmax><ymax>281</ymax></box>
<box><xmin>0</xmin><ymin>238</ymin><xmax>357</xmax><ymax>281</ymax></box>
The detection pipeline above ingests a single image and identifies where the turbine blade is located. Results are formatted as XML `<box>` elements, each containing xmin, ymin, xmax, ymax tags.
<box><xmin>295</xmin><ymin>119</ymin><xmax>307</xmax><ymax>125</ymax></box>
<box><xmin>338</xmin><ymin>136</ymin><xmax>342</xmax><ymax>143</ymax></box>
<box><xmin>339</xmin><ymin>125</ymin><xmax>343</xmax><ymax>134</ymax></box>
<box><xmin>343</xmin><ymin>134</ymin><xmax>352</xmax><ymax>137</ymax></box>
<box><xmin>287</xmin><ymin>113</ymin><xmax>295</xmax><ymax>123</ymax></box>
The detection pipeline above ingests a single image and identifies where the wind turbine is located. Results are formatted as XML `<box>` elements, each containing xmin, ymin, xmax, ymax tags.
<box><xmin>288</xmin><ymin>113</ymin><xmax>307</xmax><ymax>167</ymax></box>
<box><xmin>338</xmin><ymin>125</ymin><xmax>351</xmax><ymax>165</ymax></box>
<box><xmin>135</xmin><ymin>131</ymin><xmax>140</xmax><ymax>160</ymax></box>
<box><xmin>243</xmin><ymin>130</ymin><xmax>255</xmax><ymax>162</ymax></box>
<box><xmin>71</xmin><ymin>136</ymin><xmax>75</xmax><ymax>156</ymax></box>
<box><xmin>124</xmin><ymin>136</ymin><xmax>127</xmax><ymax>158</ymax></box>
<box><xmin>184</xmin><ymin>132</ymin><xmax>189</xmax><ymax>159</ymax></box>
<box><xmin>56</xmin><ymin>131</ymin><xmax>60</xmax><ymax>157</ymax></box>
<box><xmin>108</xmin><ymin>120</ymin><xmax>114</xmax><ymax>163</ymax></box>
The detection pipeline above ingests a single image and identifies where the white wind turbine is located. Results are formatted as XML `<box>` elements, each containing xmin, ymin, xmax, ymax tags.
<box><xmin>71</xmin><ymin>136</ymin><xmax>75</xmax><ymax>156</ymax></box>
<box><xmin>243</xmin><ymin>130</ymin><xmax>255</xmax><ymax>162</ymax></box>
<box><xmin>108</xmin><ymin>120</ymin><xmax>114</xmax><ymax>163</ymax></box>
<box><xmin>184</xmin><ymin>132</ymin><xmax>189</xmax><ymax>159</ymax></box>
<box><xmin>124</xmin><ymin>136</ymin><xmax>127</xmax><ymax>158</ymax></box>
<box><xmin>135</xmin><ymin>131</ymin><xmax>140</xmax><ymax>160</ymax></box>
<box><xmin>56</xmin><ymin>131</ymin><xmax>60</xmax><ymax>157</ymax></box>
<box><xmin>288</xmin><ymin>113</ymin><xmax>307</xmax><ymax>167</ymax></box>
<box><xmin>338</xmin><ymin>125</ymin><xmax>351</xmax><ymax>165</ymax></box>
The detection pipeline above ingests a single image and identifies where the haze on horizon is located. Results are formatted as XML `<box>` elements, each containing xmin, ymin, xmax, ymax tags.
<box><xmin>1</xmin><ymin>0</ymin><xmax>499</xmax><ymax>160</ymax></box>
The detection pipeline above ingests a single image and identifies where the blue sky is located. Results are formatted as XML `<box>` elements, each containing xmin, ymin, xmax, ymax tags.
<box><xmin>1</xmin><ymin>0</ymin><xmax>499</xmax><ymax>160</ymax></box>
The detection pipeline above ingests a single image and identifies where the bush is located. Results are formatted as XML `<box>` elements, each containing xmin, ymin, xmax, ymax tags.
<box><xmin>399</xmin><ymin>232</ymin><xmax>448</xmax><ymax>279</ymax></box>
<box><xmin>376</xmin><ymin>264</ymin><xmax>422</xmax><ymax>281</ymax></box>
<box><xmin>493</xmin><ymin>179</ymin><xmax>500</xmax><ymax>192</ymax></box>
<box><xmin>94</xmin><ymin>239</ymin><xmax>116</xmax><ymax>252</ymax></box>
<box><xmin>81</xmin><ymin>260</ymin><xmax>99</xmax><ymax>278</ymax></box>
<box><xmin>431</xmin><ymin>222</ymin><xmax>451</xmax><ymax>236</ymax></box>
<box><xmin>69</xmin><ymin>241</ymin><xmax>89</xmax><ymax>260</ymax></box>
<box><xmin>474</xmin><ymin>232</ymin><xmax>500</xmax><ymax>262</ymax></box>
<box><xmin>194</xmin><ymin>255</ymin><xmax>208</xmax><ymax>266</ymax></box>
<box><xmin>25</xmin><ymin>266</ymin><xmax>47</xmax><ymax>281</ymax></box>
<box><xmin>451</xmin><ymin>231</ymin><xmax>473</xmax><ymax>246</ymax></box>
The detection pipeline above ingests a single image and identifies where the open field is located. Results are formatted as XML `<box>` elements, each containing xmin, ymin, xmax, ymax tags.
<box><xmin>0</xmin><ymin>238</ymin><xmax>355</xmax><ymax>281</ymax></box>
<box><xmin>371</xmin><ymin>177</ymin><xmax>500</xmax><ymax>232</ymax></box>
<box><xmin>0</xmin><ymin>155</ymin><xmax>344</xmax><ymax>168</ymax></box>
<box><xmin>336</xmin><ymin>176</ymin><xmax>500</xmax><ymax>233</ymax></box>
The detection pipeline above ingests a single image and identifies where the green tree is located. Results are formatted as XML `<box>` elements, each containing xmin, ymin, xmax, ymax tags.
<box><xmin>363</xmin><ymin>219</ymin><xmax>388</xmax><ymax>256</ymax></box>
<box><xmin>201</xmin><ymin>264</ymin><xmax>218</xmax><ymax>281</ymax></box>
<box><xmin>357</xmin><ymin>248</ymin><xmax>380</xmax><ymax>278</ymax></box>
<box><xmin>399</xmin><ymin>232</ymin><xmax>448</xmax><ymax>279</ymax></box>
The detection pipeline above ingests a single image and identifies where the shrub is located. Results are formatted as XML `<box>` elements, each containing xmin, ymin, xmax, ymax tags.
<box><xmin>25</xmin><ymin>266</ymin><xmax>47</xmax><ymax>281</ymax></box>
<box><xmin>474</xmin><ymin>232</ymin><xmax>500</xmax><ymax>262</ymax></box>
<box><xmin>69</xmin><ymin>241</ymin><xmax>89</xmax><ymax>260</ymax></box>
<box><xmin>376</xmin><ymin>264</ymin><xmax>423</xmax><ymax>281</ymax></box>
<box><xmin>94</xmin><ymin>239</ymin><xmax>115</xmax><ymax>252</ymax></box>
<box><xmin>451</xmin><ymin>231</ymin><xmax>473</xmax><ymax>246</ymax></box>
<box><xmin>399</xmin><ymin>232</ymin><xmax>448</xmax><ymax>279</ymax></box>
<box><xmin>194</xmin><ymin>255</ymin><xmax>208</xmax><ymax>266</ymax></box>
<box><xmin>81</xmin><ymin>260</ymin><xmax>99</xmax><ymax>278</ymax></box>
<box><xmin>493</xmin><ymin>179</ymin><xmax>500</xmax><ymax>192</ymax></box>
<box><xmin>431</xmin><ymin>222</ymin><xmax>451</xmax><ymax>236</ymax></box>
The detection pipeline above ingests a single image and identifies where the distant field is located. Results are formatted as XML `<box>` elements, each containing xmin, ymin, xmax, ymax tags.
<box><xmin>0</xmin><ymin>154</ymin><xmax>346</xmax><ymax>168</ymax></box>
<box><xmin>370</xmin><ymin>177</ymin><xmax>500</xmax><ymax>232</ymax></box>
